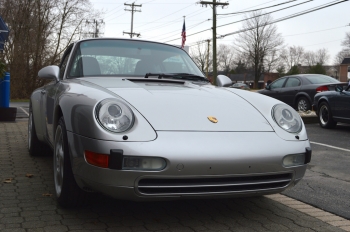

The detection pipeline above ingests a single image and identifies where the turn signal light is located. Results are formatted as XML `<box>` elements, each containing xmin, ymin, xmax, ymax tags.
<box><xmin>316</xmin><ymin>86</ymin><xmax>329</xmax><ymax>93</ymax></box>
<box><xmin>84</xmin><ymin>150</ymin><xmax>109</xmax><ymax>168</ymax></box>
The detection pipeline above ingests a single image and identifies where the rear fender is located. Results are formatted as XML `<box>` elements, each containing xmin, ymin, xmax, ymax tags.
<box><xmin>30</xmin><ymin>89</ymin><xmax>45</xmax><ymax>142</ymax></box>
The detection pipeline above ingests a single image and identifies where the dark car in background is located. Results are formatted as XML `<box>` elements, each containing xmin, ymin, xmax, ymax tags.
<box><xmin>258</xmin><ymin>74</ymin><xmax>340</xmax><ymax>111</ymax></box>
<box><xmin>314</xmin><ymin>84</ymin><xmax>350</xmax><ymax>128</ymax></box>
<box><xmin>230</xmin><ymin>83</ymin><xmax>250</xmax><ymax>90</ymax></box>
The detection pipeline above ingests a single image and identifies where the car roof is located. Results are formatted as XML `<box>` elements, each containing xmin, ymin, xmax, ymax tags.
<box><xmin>72</xmin><ymin>37</ymin><xmax>182</xmax><ymax>51</ymax></box>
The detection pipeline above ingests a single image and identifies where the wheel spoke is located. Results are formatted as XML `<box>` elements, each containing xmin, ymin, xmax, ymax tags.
<box><xmin>54</xmin><ymin>126</ymin><xmax>64</xmax><ymax>197</ymax></box>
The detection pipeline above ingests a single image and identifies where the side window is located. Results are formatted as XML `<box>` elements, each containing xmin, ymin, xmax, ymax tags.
<box><xmin>59</xmin><ymin>54</ymin><xmax>70</xmax><ymax>80</ymax></box>
<box><xmin>285</xmin><ymin>77</ymin><xmax>300</xmax><ymax>87</ymax></box>
<box><xmin>270</xmin><ymin>78</ymin><xmax>286</xmax><ymax>89</ymax></box>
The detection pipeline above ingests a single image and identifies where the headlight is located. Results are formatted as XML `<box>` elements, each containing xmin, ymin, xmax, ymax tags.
<box><xmin>272</xmin><ymin>104</ymin><xmax>302</xmax><ymax>133</ymax></box>
<box><xmin>283</xmin><ymin>154</ymin><xmax>305</xmax><ymax>167</ymax></box>
<box><xmin>95</xmin><ymin>99</ymin><xmax>134</xmax><ymax>133</ymax></box>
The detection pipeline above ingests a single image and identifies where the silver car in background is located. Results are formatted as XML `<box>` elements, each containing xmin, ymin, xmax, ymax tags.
<box><xmin>28</xmin><ymin>38</ymin><xmax>311</xmax><ymax>207</ymax></box>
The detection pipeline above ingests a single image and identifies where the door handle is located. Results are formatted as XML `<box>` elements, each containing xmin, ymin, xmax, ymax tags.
<box><xmin>41</xmin><ymin>90</ymin><xmax>46</xmax><ymax>94</ymax></box>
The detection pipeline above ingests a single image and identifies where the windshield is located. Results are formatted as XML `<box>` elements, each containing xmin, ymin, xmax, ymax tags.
<box><xmin>68</xmin><ymin>39</ymin><xmax>205</xmax><ymax>78</ymax></box>
<box><xmin>304</xmin><ymin>75</ymin><xmax>339</xmax><ymax>84</ymax></box>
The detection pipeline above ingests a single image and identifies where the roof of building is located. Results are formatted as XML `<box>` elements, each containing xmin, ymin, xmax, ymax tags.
<box><xmin>341</xmin><ymin>57</ymin><xmax>350</xmax><ymax>65</ymax></box>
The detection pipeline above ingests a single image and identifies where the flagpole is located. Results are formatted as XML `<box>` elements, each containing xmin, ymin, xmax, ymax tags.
<box><xmin>181</xmin><ymin>16</ymin><xmax>186</xmax><ymax>49</ymax></box>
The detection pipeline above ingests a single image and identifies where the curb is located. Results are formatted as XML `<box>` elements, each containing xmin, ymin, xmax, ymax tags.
<box><xmin>301</xmin><ymin>115</ymin><xmax>318</xmax><ymax>124</ymax></box>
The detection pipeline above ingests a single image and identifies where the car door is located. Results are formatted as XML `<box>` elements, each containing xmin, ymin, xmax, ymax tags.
<box><xmin>280</xmin><ymin>77</ymin><xmax>301</xmax><ymax>107</ymax></box>
<box><xmin>262</xmin><ymin>77</ymin><xmax>287</xmax><ymax>101</ymax></box>
<box><xmin>40</xmin><ymin>47</ymin><xmax>72</xmax><ymax>145</ymax></box>
<box><xmin>334</xmin><ymin>86</ymin><xmax>350</xmax><ymax>120</ymax></box>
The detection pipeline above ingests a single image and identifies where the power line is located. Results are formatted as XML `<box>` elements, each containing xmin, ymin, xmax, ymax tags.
<box><xmin>104</xmin><ymin>12</ymin><xmax>128</xmax><ymax>22</ymax></box>
<box><xmin>284</xmin><ymin>25</ymin><xmax>348</xmax><ymax>37</ymax></box>
<box><xmin>218</xmin><ymin>0</ymin><xmax>349</xmax><ymax>39</ymax></box>
<box><xmin>140</xmin><ymin>8</ymin><xmax>211</xmax><ymax>41</ymax></box>
<box><xmin>185</xmin><ymin>0</ymin><xmax>349</xmax><ymax>47</ymax></box>
<box><xmin>217</xmin><ymin>0</ymin><xmax>298</xmax><ymax>15</ymax></box>
<box><xmin>155</xmin><ymin>19</ymin><xmax>211</xmax><ymax>41</ymax></box>
<box><xmin>136</xmin><ymin>3</ymin><xmax>194</xmax><ymax>30</ymax></box>
<box><xmin>216</xmin><ymin>0</ymin><xmax>313</xmax><ymax>30</ymax></box>
<box><xmin>140</xmin><ymin>8</ymin><xmax>204</xmax><ymax>33</ymax></box>
<box><xmin>163</xmin><ymin>0</ymin><xmax>315</xmax><ymax>43</ymax></box>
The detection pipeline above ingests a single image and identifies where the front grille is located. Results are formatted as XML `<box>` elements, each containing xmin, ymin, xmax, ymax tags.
<box><xmin>137</xmin><ymin>173</ymin><xmax>293</xmax><ymax>195</ymax></box>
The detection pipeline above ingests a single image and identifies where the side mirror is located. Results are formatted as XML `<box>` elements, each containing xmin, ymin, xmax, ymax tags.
<box><xmin>265</xmin><ymin>85</ymin><xmax>271</xmax><ymax>90</ymax></box>
<box><xmin>335</xmin><ymin>85</ymin><xmax>343</xmax><ymax>92</ymax></box>
<box><xmin>38</xmin><ymin>65</ymin><xmax>60</xmax><ymax>82</ymax></box>
<box><xmin>216</xmin><ymin>75</ymin><xmax>232</xmax><ymax>87</ymax></box>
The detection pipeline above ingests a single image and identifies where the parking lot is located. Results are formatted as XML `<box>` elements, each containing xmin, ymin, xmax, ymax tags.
<box><xmin>1</xmin><ymin>108</ymin><xmax>350</xmax><ymax>231</ymax></box>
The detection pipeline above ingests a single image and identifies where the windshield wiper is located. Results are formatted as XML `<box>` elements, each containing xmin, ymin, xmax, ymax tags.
<box><xmin>144</xmin><ymin>73</ymin><xmax>210</xmax><ymax>83</ymax></box>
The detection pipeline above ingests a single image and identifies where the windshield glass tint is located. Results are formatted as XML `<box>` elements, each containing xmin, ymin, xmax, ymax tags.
<box><xmin>304</xmin><ymin>75</ymin><xmax>339</xmax><ymax>84</ymax></box>
<box><xmin>68</xmin><ymin>39</ymin><xmax>205</xmax><ymax>78</ymax></box>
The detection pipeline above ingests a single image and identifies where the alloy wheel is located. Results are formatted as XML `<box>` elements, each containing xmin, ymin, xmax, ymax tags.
<box><xmin>319</xmin><ymin>105</ymin><xmax>329</xmax><ymax>125</ymax></box>
<box><xmin>28</xmin><ymin>113</ymin><xmax>32</xmax><ymax>150</ymax></box>
<box><xmin>54</xmin><ymin>126</ymin><xmax>65</xmax><ymax>197</ymax></box>
<box><xmin>298</xmin><ymin>99</ymin><xmax>308</xmax><ymax>111</ymax></box>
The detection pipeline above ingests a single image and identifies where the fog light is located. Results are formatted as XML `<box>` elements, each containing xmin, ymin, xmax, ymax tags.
<box><xmin>283</xmin><ymin>154</ymin><xmax>305</xmax><ymax>167</ymax></box>
<box><xmin>123</xmin><ymin>157</ymin><xmax>166</xmax><ymax>170</ymax></box>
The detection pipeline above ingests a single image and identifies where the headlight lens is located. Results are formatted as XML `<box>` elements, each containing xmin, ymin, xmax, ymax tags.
<box><xmin>272</xmin><ymin>104</ymin><xmax>302</xmax><ymax>133</ymax></box>
<box><xmin>283</xmin><ymin>154</ymin><xmax>305</xmax><ymax>167</ymax></box>
<box><xmin>96</xmin><ymin>99</ymin><xmax>134</xmax><ymax>133</ymax></box>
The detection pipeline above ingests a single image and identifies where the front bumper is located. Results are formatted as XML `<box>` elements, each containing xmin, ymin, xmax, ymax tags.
<box><xmin>67</xmin><ymin>131</ymin><xmax>310</xmax><ymax>201</ymax></box>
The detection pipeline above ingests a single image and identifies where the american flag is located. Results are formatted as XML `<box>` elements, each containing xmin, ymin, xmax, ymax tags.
<box><xmin>181</xmin><ymin>20</ymin><xmax>186</xmax><ymax>49</ymax></box>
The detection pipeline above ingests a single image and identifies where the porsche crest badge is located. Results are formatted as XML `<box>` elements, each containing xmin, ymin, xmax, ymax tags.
<box><xmin>207</xmin><ymin>116</ymin><xmax>218</xmax><ymax>123</ymax></box>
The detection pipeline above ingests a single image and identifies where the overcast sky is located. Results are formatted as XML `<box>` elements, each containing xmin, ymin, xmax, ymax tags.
<box><xmin>91</xmin><ymin>0</ymin><xmax>350</xmax><ymax>65</ymax></box>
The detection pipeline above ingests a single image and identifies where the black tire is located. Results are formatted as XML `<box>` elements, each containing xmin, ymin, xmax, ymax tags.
<box><xmin>28</xmin><ymin>110</ymin><xmax>51</xmax><ymax>156</ymax></box>
<box><xmin>318</xmin><ymin>102</ymin><xmax>337</xmax><ymax>129</ymax></box>
<box><xmin>296</xmin><ymin>97</ymin><xmax>311</xmax><ymax>112</ymax></box>
<box><xmin>54</xmin><ymin>117</ymin><xmax>86</xmax><ymax>208</ymax></box>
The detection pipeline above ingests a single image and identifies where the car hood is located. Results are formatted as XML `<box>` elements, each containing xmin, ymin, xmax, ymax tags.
<box><xmin>82</xmin><ymin>78</ymin><xmax>274</xmax><ymax>132</ymax></box>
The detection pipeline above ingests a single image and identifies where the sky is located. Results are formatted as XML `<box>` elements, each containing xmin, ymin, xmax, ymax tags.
<box><xmin>90</xmin><ymin>0</ymin><xmax>350</xmax><ymax>65</ymax></box>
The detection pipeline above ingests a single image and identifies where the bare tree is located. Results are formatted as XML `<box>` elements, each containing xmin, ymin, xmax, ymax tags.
<box><xmin>341</xmin><ymin>31</ymin><xmax>350</xmax><ymax>49</ymax></box>
<box><xmin>334</xmin><ymin>49</ymin><xmax>350</xmax><ymax>65</ymax></box>
<box><xmin>190</xmin><ymin>41</ymin><xmax>212</xmax><ymax>75</ymax></box>
<box><xmin>233</xmin><ymin>11</ymin><xmax>284</xmax><ymax>87</ymax></box>
<box><xmin>280</xmin><ymin>45</ymin><xmax>305</xmax><ymax>71</ymax></box>
<box><xmin>304</xmin><ymin>48</ymin><xmax>330</xmax><ymax>67</ymax></box>
<box><xmin>217</xmin><ymin>44</ymin><xmax>235</xmax><ymax>74</ymax></box>
<box><xmin>0</xmin><ymin>0</ymin><xmax>100</xmax><ymax>99</ymax></box>
<box><xmin>334</xmin><ymin>31</ymin><xmax>350</xmax><ymax>66</ymax></box>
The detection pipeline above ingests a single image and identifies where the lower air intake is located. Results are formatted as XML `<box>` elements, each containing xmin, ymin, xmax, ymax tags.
<box><xmin>137</xmin><ymin>173</ymin><xmax>292</xmax><ymax>195</ymax></box>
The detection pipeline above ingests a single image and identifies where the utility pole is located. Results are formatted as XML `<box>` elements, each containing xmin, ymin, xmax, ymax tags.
<box><xmin>199</xmin><ymin>0</ymin><xmax>228</xmax><ymax>85</ymax></box>
<box><xmin>123</xmin><ymin>2</ymin><xmax>142</xmax><ymax>38</ymax></box>
<box><xmin>206</xmin><ymin>39</ymin><xmax>210</xmax><ymax>79</ymax></box>
<box><xmin>85</xmin><ymin>19</ymin><xmax>104</xmax><ymax>38</ymax></box>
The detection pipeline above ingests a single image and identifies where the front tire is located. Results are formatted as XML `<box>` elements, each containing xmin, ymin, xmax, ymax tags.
<box><xmin>54</xmin><ymin>117</ymin><xmax>86</xmax><ymax>208</ymax></box>
<box><xmin>318</xmin><ymin>102</ymin><xmax>337</xmax><ymax>129</ymax></box>
<box><xmin>297</xmin><ymin>97</ymin><xmax>311</xmax><ymax>112</ymax></box>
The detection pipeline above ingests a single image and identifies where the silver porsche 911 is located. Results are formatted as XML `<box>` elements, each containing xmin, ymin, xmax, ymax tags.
<box><xmin>28</xmin><ymin>38</ymin><xmax>311</xmax><ymax>207</ymax></box>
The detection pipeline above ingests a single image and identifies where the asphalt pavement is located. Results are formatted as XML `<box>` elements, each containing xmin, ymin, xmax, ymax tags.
<box><xmin>283</xmin><ymin>123</ymin><xmax>350</xmax><ymax>221</ymax></box>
